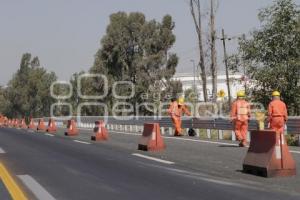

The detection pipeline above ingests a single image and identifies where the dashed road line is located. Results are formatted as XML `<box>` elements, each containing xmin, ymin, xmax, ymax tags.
<box><xmin>73</xmin><ymin>140</ymin><xmax>91</xmax><ymax>145</ymax></box>
<box><xmin>132</xmin><ymin>153</ymin><xmax>175</xmax><ymax>165</ymax></box>
<box><xmin>18</xmin><ymin>175</ymin><xmax>55</xmax><ymax>200</ymax></box>
<box><xmin>0</xmin><ymin>163</ymin><xmax>28</xmax><ymax>200</ymax></box>
<box><xmin>110</xmin><ymin>130</ymin><xmax>239</xmax><ymax>146</ymax></box>
<box><xmin>45</xmin><ymin>134</ymin><xmax>54</xmax><ymax>137</ymax></box>
<box><xmin>112</xmin><ymin>131</ymin><xmax>300</xmax><ymax>155</ymax></box>
<box><xmin>111</xmin><ymin>131</ymin><xmax>140</xmax><ymax>136</ymax></box>
<box><xmin>163</xmin><ymin>136</ymin><xmax>239</xmax><ymax>146</ymax></box>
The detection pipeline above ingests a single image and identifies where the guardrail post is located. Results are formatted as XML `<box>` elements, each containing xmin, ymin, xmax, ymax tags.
<box><xmin>168</xmin><ymin>127</ymin><xmax>173</xmax><ymax>135</ymax></box>
<box><xmin>247</xmin><ymin>131</ymin><xmax>251</xmax><ymax>142</ymax></box>
<box><xmin>161</xmin><ymin>127</ymin><xmax>165</xmax><ymax>135</ymax></box>
<box><xmin>231</xmin><ymin>131</ymin><xmax>236</xmax><ymax>141</ymax></box>
<box><xmin>218</xmin><ymin>130</ymin><xmax>223</xmax><ymax>140</ymax></box>
<box><xmin>206</xmin><ymin>129</ymin><xmax>211</xmax><ymax>139</ymax></box>
<box><xmin>196</xmin><ymin>129</ymin><xmax>200</xmax><ymax>137</ymax></box>
<box><xmin>129</xmin><ymin>125</ymin><xmax>133</xmax><ymax>132</ymax></box>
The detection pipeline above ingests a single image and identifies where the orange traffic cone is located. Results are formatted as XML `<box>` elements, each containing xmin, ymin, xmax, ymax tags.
<box><xmin>13</xmin><ymin>119</ymin><xmax>19</xmax><ymax>128</ymax></box>
<box><xmin>3</xmin><ymin>117</ymin><xmax>8</xmax><ymax>127</ymax></box>
<box><xmin>46</xmin><ymin>119</ymin><xmax>57</xmax><ymax>133</ymax></box>
<box><xmin>91</xmin><ymin>120</ymin><xmax>108</xmax><ymax>141</ymax></box>
<box><xmin>0</xmin><ymin>115</ymin><xmax>4</xmax><ymax>127</ymax></box>
<box><xmin>243</xmin><ymin>130</ymin><xmax>296</xmax><ymax>177</ymax></box>
<box><xmin>28</xmin><ymin>118</ymin><xmax>36</xmax><ymax>130</ymax></box>
<box><xmin>37</xmin><ymin>118</ymin><xmax>47</xmax><ymax>132</ymax></box>
<box><xmin>20</xmin><ymin>118</ymin><xmax>27</xmax><ymax>129</ymax></box>
<box><xmin>65</xmin><ymin>119</ymin><xmax>79</xmax><ymax>136</ymax></box>
<box><xmin>7</xmin><ymin>119</ymin><xmax>12</xmax><ymax>127</ymax></box>
<box><xmin>138</xmin><ymin>123</ymin><xmax>165</xmax><ymax>151</ymax></box>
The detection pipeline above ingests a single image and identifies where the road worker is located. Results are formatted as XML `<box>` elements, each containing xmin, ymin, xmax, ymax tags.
<box><xmin>267</xmin><ymin>91</ymin><xmax>287</xmax><ymax>134</ymax></box>
<box><xmin>168</xmin><ymin>97</ymin><xmax>191</xmax><ymax>136</ymax></box>
<box><xmin>230</xmin><ymin>91</ymin><xmax>251</xmax><ymax>147</ymax></box>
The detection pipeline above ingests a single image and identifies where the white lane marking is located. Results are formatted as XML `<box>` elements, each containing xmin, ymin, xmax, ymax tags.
<box><xmin>73</xmin><ymin>140</ymin><xmax>91</xmax><ymax>145</ymax></box>
<box><xmin>0</xmin><ymin>147</ymin><xmax>6</xmax><ymax>153</ymax></box>
<box><xmin>45</xmin><ymin>133</ymin><xmax>54</xmax><ymax>137</ymax></box>
<box><xmin>68</xmin><ymin>127</ymin><xmax>300</xmax><ymax>154</ymax></box>
<box><xmin>132</xmin><ymin>153</ymin><xmax>175</xmax><ymax>165</ymax></box>
<box><xmin>111</xmin><ymin>131</ymin><xmax>140</xmax><ymax>136</ymax></box>
<box><xmin>290</xmin><ymin>150</ymin><xmax>300</xmax><ymax>154</ymax></box>
<box><xmin>111</xmin><ymin>130</ymin><xmax>238</xmax><ymax>146</ymax></box>
<box><xmin>163</xmin><ymin>136</ymin><xmax>239</xmax><ymax>146</ymax></box>
<box><xmin>18</xmin><ymin>175</ymin><xmax>56</xmax><ymax>200</ymax></box>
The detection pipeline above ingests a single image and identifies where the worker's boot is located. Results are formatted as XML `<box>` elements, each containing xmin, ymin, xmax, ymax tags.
<box><xmin>242</xmin><ymin>140</ymin><xmax>249</xmax><ymax>148</ymax></box>
<box><xmin>238</xmin><ymin>141</ymin><xmax>244</xmax><ymax>147</ymax></box>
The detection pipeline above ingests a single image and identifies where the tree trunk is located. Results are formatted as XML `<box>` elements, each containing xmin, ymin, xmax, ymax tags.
<box><xmin>210</xmin><ymin>0</ymin><xmax>217</xmax><ymax>102</ymax></box>
<box><xmin>190</xmin><ymin>0</ymin><xmax>208</xmax><ymax>102</ymax></box>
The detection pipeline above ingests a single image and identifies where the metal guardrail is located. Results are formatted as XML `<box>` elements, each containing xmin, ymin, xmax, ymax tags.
<box><xmin>36</xmin><ymin>116</ymin><xmax>300</xmax><ymax>134</ymax></box>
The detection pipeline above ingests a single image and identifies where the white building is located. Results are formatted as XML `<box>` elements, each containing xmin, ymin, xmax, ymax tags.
<box><xmin>172</xmin><ymin>73</ymin><xmax>245</xmax><ymax>101</ymax></box>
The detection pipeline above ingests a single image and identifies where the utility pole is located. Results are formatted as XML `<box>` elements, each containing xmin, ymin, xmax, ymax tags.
<box><xmin>221</xmin><ymin>29</ymin><xmax>232</xmax><ymax>107</ymax></box>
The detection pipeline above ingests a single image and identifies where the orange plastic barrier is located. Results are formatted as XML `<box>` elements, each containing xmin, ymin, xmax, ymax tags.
<box><xmin>65</xmin><ymin>120</ymin><xmax>79</xmax><ymax>136</ymax></box>
<box><xmin>138</xmin><ymin>123</ymin><xmax>165</xmax><ymax>151</ymax></box>
<box><xmin>37</xmin><ymin>118</ymin><xmax>46</xmax><ymax>132</ymax></box>
<box><xmin>28</xmin><ymin>118</ymin><xmax>36</xmax><ymax>130</ymax></box>
<box><xmin>3</xmin><ymin>117</ymin><xmax>8</xmax><ymax>127</ymax></box>
<box><xmin>243</xmin><ymin>130</ymin><xmax>296</xmax><ymax>177</ymax></box>
<box><xmin>20</xmin><ymin>118</ymin><xmax>27</xmax><ymax>129</ymax></box>
<box><xmin>0</xmin><ymin>115</ymin><xmax>4</xmax><ymax>127</ymax></box>
<box><xmin>7</xmin><ymin>119</ymin><xmax>12</xmax><ymax>127</ymax></box>
<box><xmin>46</xmin><ymin>119</ymin><xmax>57</xmax><ymax>133</ymax></box>
<box><xmin>91</xmin><ymin>120</ymin><xmax>108</xmax><ymax>141</ymax></box>
<box><xmin>13</xmin><ymin>119</ymin><xmax>19</xmax><ymax>128</ymax></box>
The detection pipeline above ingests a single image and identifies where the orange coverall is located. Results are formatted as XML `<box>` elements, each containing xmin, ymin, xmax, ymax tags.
<box><xmin>168</xmin><ymin>102</ymin><xmax>191</xmax><ymax>136</ymax></box>
<box><xmin>268</xmin><ymin>99</ymin><xmax>287</xmax><ymax>134</ymax></box>
<box><xmin>230</xmin><ymin>99</ymin><xmax>251</xmax><ymax>144</ymax></box>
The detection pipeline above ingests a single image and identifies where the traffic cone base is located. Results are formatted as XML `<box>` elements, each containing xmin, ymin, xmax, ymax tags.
<box><xmin>65</xmin><ymin>120</ymin><xmax>79</xmax><ymax>136</ymax></box>
<box><xmin>243</xmin><ymin>130</ymin><xmax>296</xmax><ymax>177</ymax></box>
<box><xmin>20</xmin><ymin>118</ymin><xmax>27</xmax><ymax>129</ymax></box>
<box><xmin>91</xmin><ymin>121</ymin><xmax>108</xmax><ymax>141</ymax></box>
<box><xmin>46</xmin><ymin>119</ymin><xmax>57</xmax><ymax>133</ymax></box>
<box><xmin>28</xmin><ymin>119</ymin><xmax>36</xmax><ymax>130</ymax></box>
<box><xmin>138</xmin><ymin>123</ymin><xmax>165</xmax><ymax>151</ymax></box>
<box><xmin>37</xmin><ymin>119</ymin><xmax>47</xmax><ymax>132</ymax></box>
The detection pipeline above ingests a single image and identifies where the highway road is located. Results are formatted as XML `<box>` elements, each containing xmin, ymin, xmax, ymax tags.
<box><xmin>0</xmin><ymin>127</ymin><xmax>299</xmax><ymax>200</ymax></box>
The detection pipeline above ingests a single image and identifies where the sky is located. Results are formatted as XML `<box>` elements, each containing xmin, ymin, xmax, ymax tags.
<box><xmin>0</xmin><ymin>0</ymin><xmax>299</xmax><ymax>85</ymax></box>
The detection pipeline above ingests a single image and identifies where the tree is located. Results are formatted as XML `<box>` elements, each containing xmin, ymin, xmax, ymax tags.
<box><xmin>190</xmin><ymin>0</ymin><xmax>208</xmax><ymax>102</ymax></box>
<box><xmin>91</xmin><ymin>12</ymin><xmax>180</xmax><ymax>115</ymax></box>
<box><xmin>210</xmin><ymin>0</ymin><xmax>218</xmax><ymax>102</ymax></box>
<box><xmin>4</xmin><ymin>53</ymin><xmax>57</xmax><ymax>117</ymax></box>
<box><xmin>0</xmin><ymin>86</ymin><xmax>9</xmax><ymax>115</ymax></box>
<box><xmin>238</xmin><ymin>0</ymin><xmax>300</xmax><ymax>115</ymax></box>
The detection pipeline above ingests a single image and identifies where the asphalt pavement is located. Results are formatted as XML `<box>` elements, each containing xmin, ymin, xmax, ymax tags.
<box><xmin>0</xmin><ymin>127</ymin><xmax>299</xmax><ymax>200</ymax></box>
